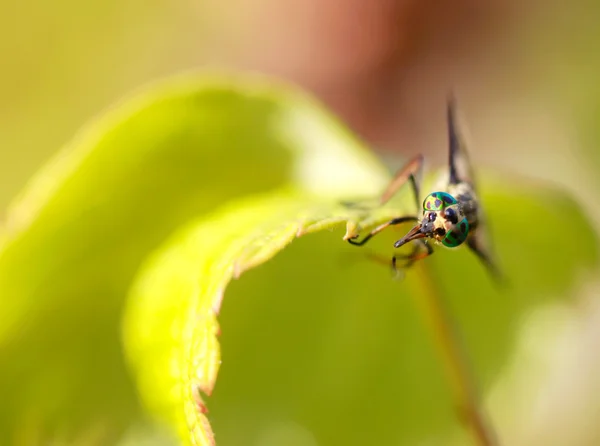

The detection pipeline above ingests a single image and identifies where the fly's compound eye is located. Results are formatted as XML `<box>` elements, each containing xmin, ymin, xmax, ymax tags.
<box><xmin>423</xmin><ymin>192</ymin><xmax>458</xmax><ymax>211</ymax></box>
<box><xmin>441</xmin><ymin>218</ymin><xmax>470</xmax><ymax>247</ymax></box>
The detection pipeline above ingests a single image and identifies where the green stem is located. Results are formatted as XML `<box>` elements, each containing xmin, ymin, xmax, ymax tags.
<box><xmin>412</xmin><ymin>263</ymin><xmax>498</xmax><ymax>446</ymax></box>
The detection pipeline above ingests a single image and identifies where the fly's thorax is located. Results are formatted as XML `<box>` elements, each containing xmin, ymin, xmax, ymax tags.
<box><xmin>421</xmin><ymin>191</ymin><xmax>470</xmax><ymax>248</ymax></box>
<box><xmin>447</xmin><ymin>181</ymin><xmax>479</xmax><ymax>226</ymax></box>
<box><xmin>447</xmin><ymin>181</ymin><xmax>474</xmax><ymax>198</ymax></box>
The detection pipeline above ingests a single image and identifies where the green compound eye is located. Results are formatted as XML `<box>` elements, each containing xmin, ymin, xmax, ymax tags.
<box><xmin>442</xmin><ymin>217</ymin><xmax>469</xmax><ymax>247</ymax></box>
<box><xmin>423</xmin><ymin>192</ymin><xmax>457</xmax><ymax>211</ymax></box>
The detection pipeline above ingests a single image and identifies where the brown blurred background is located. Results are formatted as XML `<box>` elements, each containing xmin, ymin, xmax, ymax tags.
<box><xmin>3</xmin><ymin>0</ymin><xmax>599</xmax><ymax>218</ymax></box>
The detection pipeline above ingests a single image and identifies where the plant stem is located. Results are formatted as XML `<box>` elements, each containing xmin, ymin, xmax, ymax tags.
<box><xmin>412</xmin><ymin>262</ymin><xmax>498</xmax><ymax>446</ymax></box>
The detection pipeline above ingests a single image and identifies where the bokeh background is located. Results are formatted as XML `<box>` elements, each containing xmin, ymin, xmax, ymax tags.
<box><xmin>2</xmin><ymin>0</ymin><xmax>600</xmax><ymax>444</ymax></box>
<box><xmin>3</xmin><ymin>0</ymin><xmax>600</xmax><ymax>219</ymax></box>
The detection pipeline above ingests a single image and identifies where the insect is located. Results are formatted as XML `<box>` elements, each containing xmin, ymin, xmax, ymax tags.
<box><xmin>347</xmin><ymin>96</ymin><xmax>501</xmax><ymax>280</ymax></box>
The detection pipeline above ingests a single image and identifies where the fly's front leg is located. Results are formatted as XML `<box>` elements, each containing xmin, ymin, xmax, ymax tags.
<box><xmin>380</xmin><ymin>154</ymin><xmax>424</xmax><ymax>212</ymax></box>
<box><xmin>347</xmin><ymin>216</ymin><xmax>418</xmax><ymax>246</ymax></box>
<box><xmin>347</xmin><ymin>154</ymin><xmax>424</xmax><ymax>247</ymax></box>
<box><xmin>342</xmin><ymin>154</ymin><xmax>423</xmax><ymax>211</ymax></box>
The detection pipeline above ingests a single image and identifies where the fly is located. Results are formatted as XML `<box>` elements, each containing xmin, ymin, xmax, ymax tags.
<box><xmin>347</xmin><ymin>96</ymin><xmax>501</xmax><ymax>280</ymax></box>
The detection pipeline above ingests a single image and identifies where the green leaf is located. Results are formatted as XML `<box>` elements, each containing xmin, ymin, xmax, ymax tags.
<box><xmin>124</xmin><ymin>177</ymin><xmax>597</xmax><ymax>445</ymax></box>
<box><xmin>123</xmin><ymin>193</ymin><xmax>358</xmax><ymax>445</ymax></box>
<box><xmin>0</xmin><ymin>74</ymin><xmax>391</xmax><ymax>443</ymax></box>
<box><xmin>0</xmin><ymin>72</ymin><xmax>597</xmax><ymax>445</ymax></box>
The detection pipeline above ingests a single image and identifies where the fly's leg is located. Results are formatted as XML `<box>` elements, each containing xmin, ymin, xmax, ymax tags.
<box><xmin>356</xmin><ymin>240</ymin><xmax>433</xmax><ymax>279</ymax></box>
<box><xmin>347</xmin><ymin>216</ymin><xmax>418</xmax><ymax>246</ymax></box>
<box><xmin>347</xmin><ymin>154</ymin><xmax>423</xmax><ymax>247</ymax></box>
<box><xmin>392</xmin><ymin>240</ymin><xmax>434</xmax><ymax>271</ymax></box>
<box><xmin>380</xmin><ymin>154</ymin><xmax>423</xmax><ymax>210</ymax></box>
<box><xmin>342</xmin><ymin>154</ymin><xmax>423</xmax><ymax>211</ymax></box>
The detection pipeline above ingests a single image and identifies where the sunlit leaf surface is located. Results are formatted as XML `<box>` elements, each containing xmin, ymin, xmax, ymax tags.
<box><xmin>0</xmin><ymin>74</ymin><xmax>597</xmax><ymax>445</ymax></box>
<box><xmin>125</xmin><ymin>177</ymin><xmax>597</xmax><ymax>446</ymax></box>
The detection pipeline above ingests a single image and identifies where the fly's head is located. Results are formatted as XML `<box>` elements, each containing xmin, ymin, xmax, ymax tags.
<box><xmin>394</xmin><ymin>192</ymin><xmax>470</xmax><ymax>249</ymax></box>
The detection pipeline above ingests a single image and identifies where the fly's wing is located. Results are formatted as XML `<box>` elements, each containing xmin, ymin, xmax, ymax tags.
<box><xmin>467</xmin><ymin>210</ymin><xmax>503</xmax><ymax>282</ymax></box>
<box><xmin>467</xmin><ymin>225</ymin><xmax>504</xmax><ymax>283</ymax></box>
<box><xmin>448</xmin><ymin>94</ymin><xmax>503</xmax><ymax>281</ymax></box>
<box><xmin>447</xmin><ymin>94</ymin><xmax>476</xmax><ymax>186</ymax></box>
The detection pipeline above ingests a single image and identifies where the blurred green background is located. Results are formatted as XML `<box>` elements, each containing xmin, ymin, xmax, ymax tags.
<box><xmin>2</xmin><ymin>1</ymin><xmax>600</xmax><ymax>445</ymax></box>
